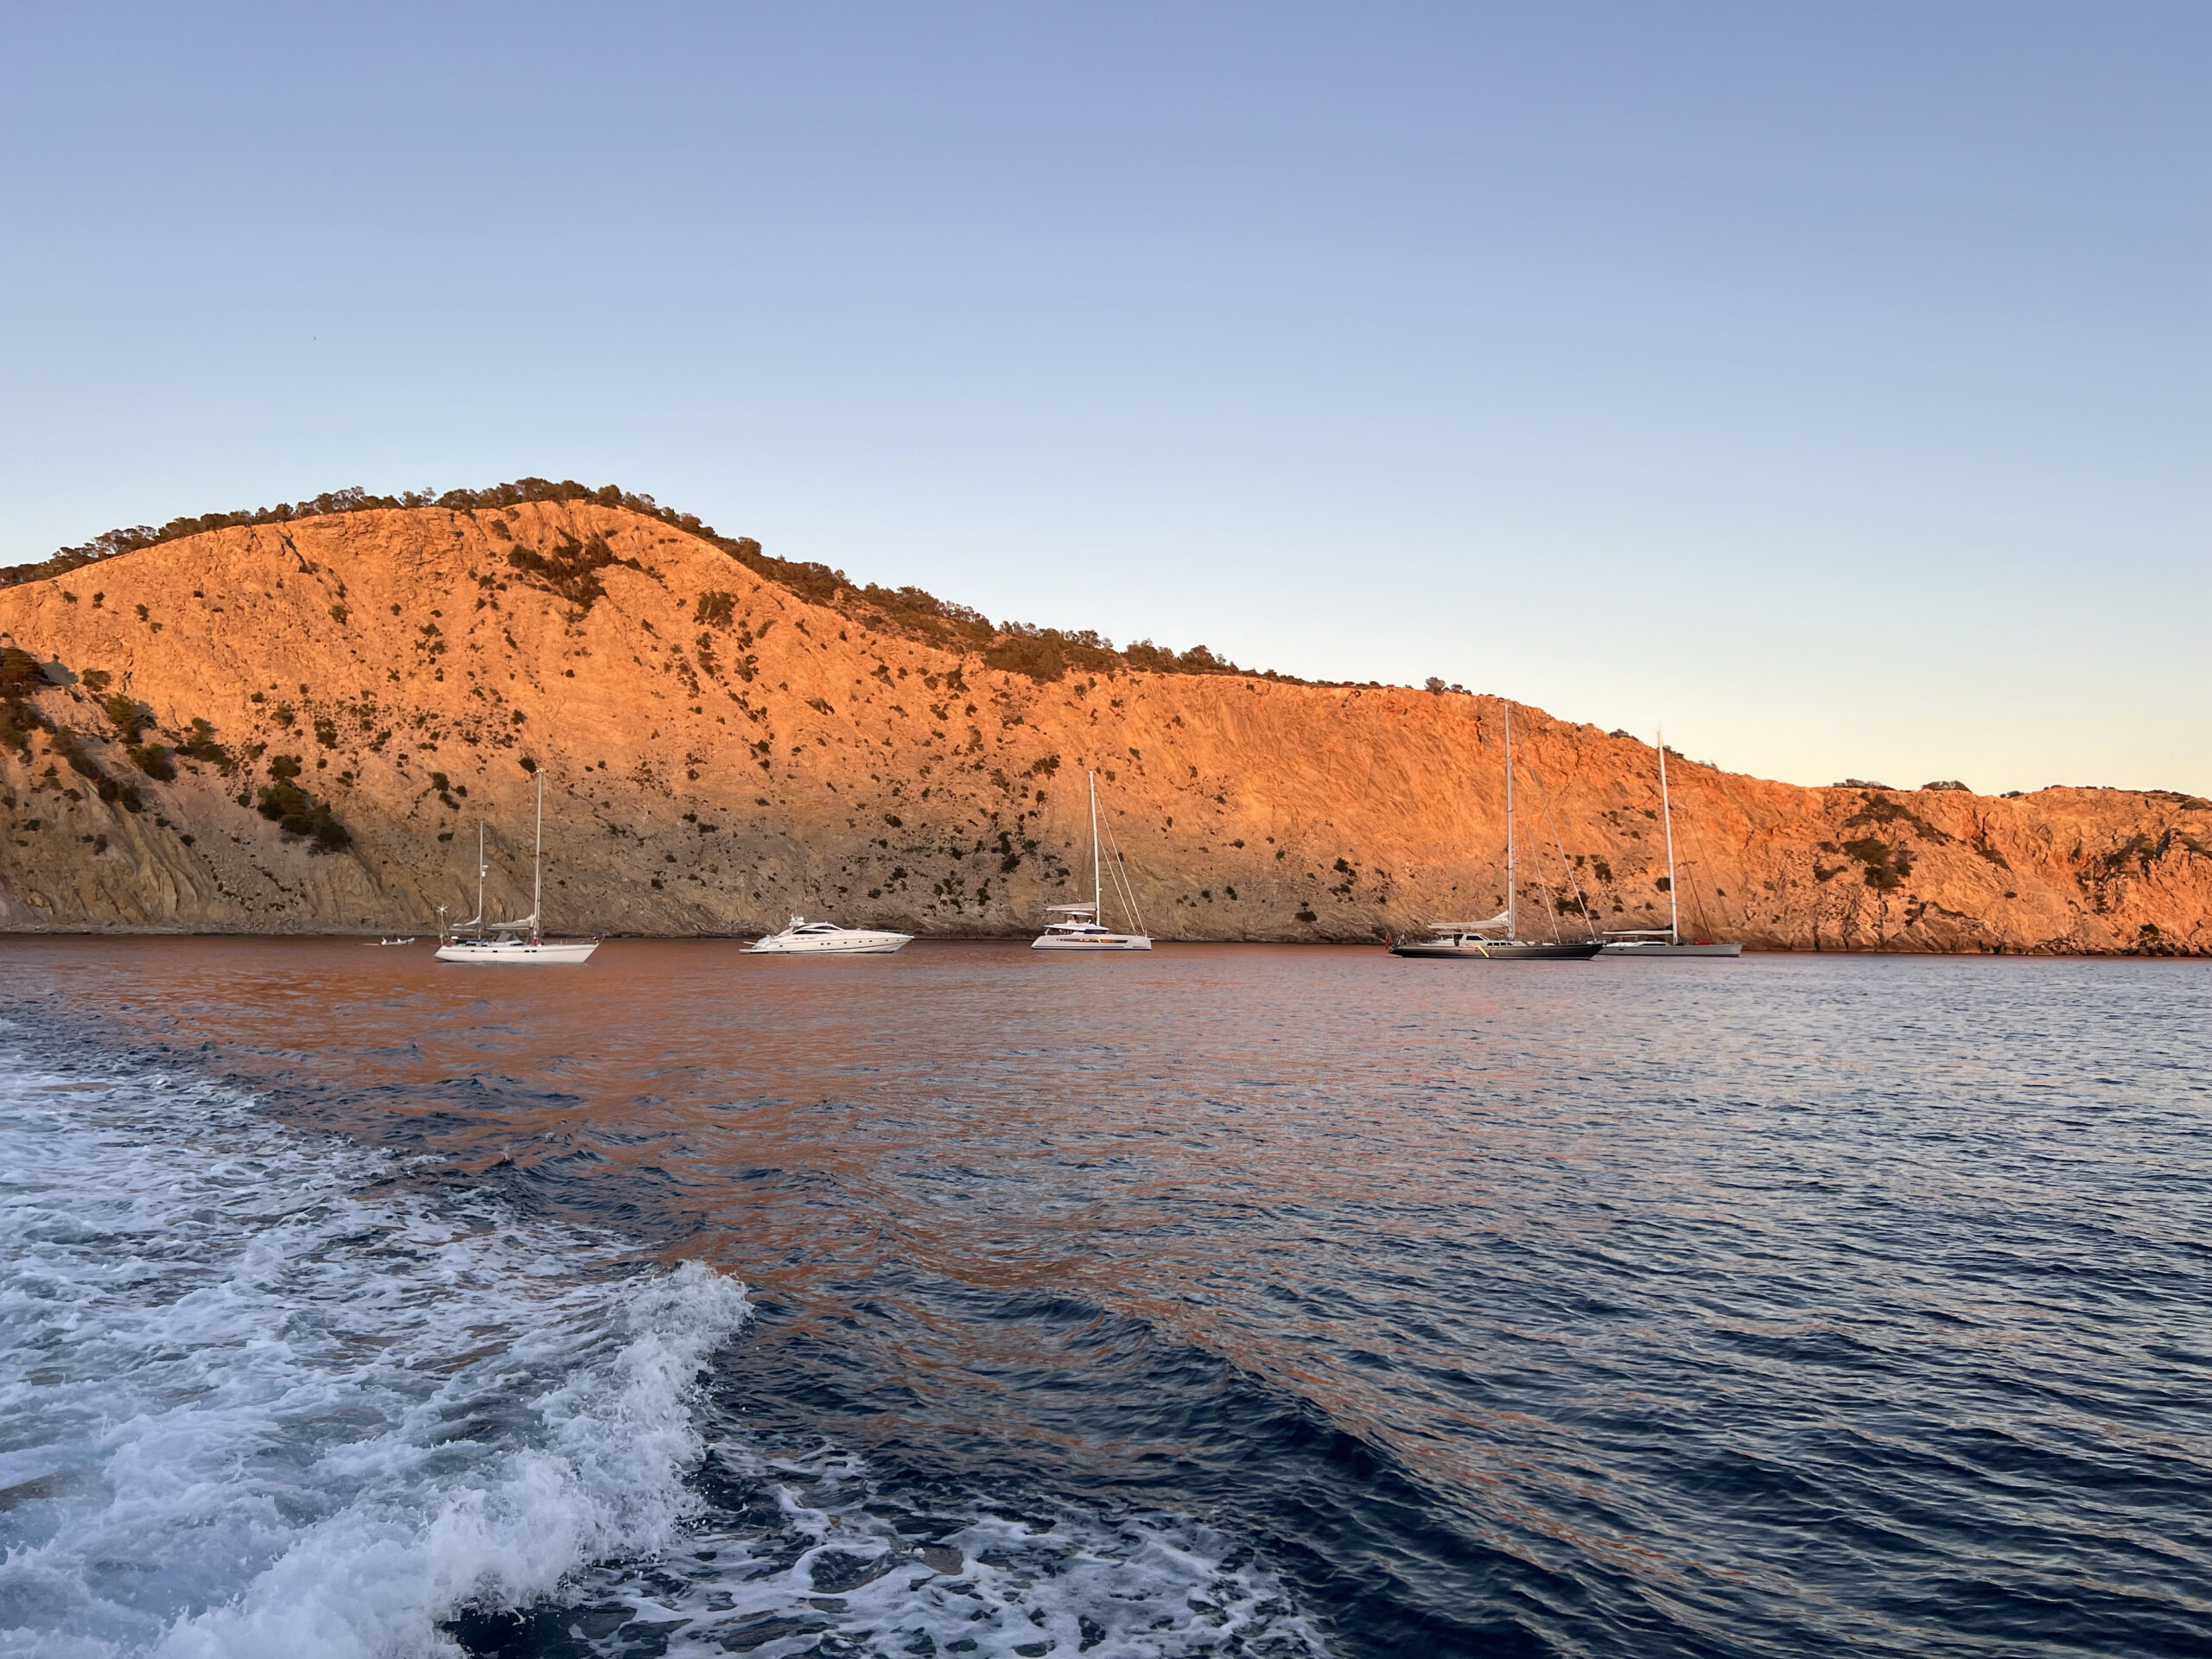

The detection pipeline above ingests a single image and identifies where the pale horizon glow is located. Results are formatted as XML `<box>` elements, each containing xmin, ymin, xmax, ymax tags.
<box><xmin>3</xmin><ymin>3</ymin><xmax>2204</xmax><ymax>796</ymax></box>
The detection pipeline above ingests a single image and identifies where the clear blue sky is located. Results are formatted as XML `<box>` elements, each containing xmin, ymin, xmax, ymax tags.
<box><xmin>4</xmin><ymin>3</ymin><xmax>2205</xmax><ymax>795</ymax></box>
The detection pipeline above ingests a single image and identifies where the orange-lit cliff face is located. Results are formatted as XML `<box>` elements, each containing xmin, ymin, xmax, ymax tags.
<box><xmin>2</xmin><ymin>502</ymin><xmax>2207</xmax><ymax>951</ymax></box>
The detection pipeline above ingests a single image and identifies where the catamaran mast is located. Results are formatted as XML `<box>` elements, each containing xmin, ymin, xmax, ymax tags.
<box><xmin>1657</xmin><ymin>728</ymin><xmax>1680</xmax><ymax>946</ymax></box>
<box><xmin>1503</xmin><ymin>699</ymin><xmax>1516</xmax><ymax>941</ymax></box>
<box><xmin>474</xmin><ymin>823</ymin><xmax>486</xmax><ymax>934</ymax></box>
<box><xmin>1089</xmin><ymin>769</ymin><xmax>1102</xmax><ymax>921</ymax></box>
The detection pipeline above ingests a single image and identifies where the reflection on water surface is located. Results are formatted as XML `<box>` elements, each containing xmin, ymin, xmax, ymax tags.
<box><xmin>6</xmin><ymin>939</ymin><xmax>2208</xmax><ymax>1657</ymax></box>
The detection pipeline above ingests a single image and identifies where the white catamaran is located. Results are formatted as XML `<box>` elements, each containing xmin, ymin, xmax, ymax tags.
<box><xmin>1600</xmin><ymin>729</ymin><xmax>1742</xmax><ymax>958</ymax></box>
<box><xmin>435</xmin><ymin>772</ymin><xmax>600</xmax><ymax>965</ymax></box>
<box><xmin>1392</xmin><ymin>698</ymin><xmax>1600</xmax><ymax>961</ymax></box>
<box><xmin>1033</xmin><ymin>769</ymin><xmax>1152</xmax><ymax>951</ymax></box>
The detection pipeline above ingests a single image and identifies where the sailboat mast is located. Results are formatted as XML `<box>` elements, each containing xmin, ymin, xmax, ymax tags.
<box><xmin>1089</xmin><ymin>770</ymin><xmax>1102</xmax><ymax>920</ymax></box>
<box><xmin>475</xmin><ymin>822</ymin><xmax>486</xmax><ymax>934</ymax></box>
<box><xmin>532</xmin><ymin>769</ymin><xmax>543</xmax><ymax>945</ymax></box>
<box><xmin>1503</xmin><ymin>699</ymin><xmax>1516</xmax><ymax>941</ymax></box>
<box><xmin>1657</xmin><ymin>728</ymin><xmax>1680</xmax><ymax>946</ymax></box>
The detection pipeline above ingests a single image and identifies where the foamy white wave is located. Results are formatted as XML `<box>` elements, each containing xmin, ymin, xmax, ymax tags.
<box><xmin>560</xmin><ymin>1436</ymin><xmax>1330</xmax><ymax>1658</ymax></box>
<box><xmin>0</xmin><ymin>1045</ymin><xmax>750</xmax><ymax>1659</ymax></box>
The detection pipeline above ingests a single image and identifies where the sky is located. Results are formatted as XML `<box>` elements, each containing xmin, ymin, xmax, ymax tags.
<box><xmin>3</xmin><ymin>3</ymin><xmax>2205</xmax><ymax>796</ymax></box>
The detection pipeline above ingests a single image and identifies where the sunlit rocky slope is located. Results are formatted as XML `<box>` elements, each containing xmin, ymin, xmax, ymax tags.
<box><xmin>3</xmin><ymin>497</ymin><xmax>2207</xmax><ymax>951</ymax></box>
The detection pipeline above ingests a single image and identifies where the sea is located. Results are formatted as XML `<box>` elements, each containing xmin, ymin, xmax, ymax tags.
<box><xmin>0</xmin><ymin>940</ymin><xmax>2205</xmax><ymax>1659</ymax></box>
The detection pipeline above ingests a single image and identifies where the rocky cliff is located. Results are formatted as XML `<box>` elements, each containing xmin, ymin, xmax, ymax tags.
<box><xmin>3</xmin><ymin>499</ymin><xmax>2207</xmax><ymax>951</ymax></box>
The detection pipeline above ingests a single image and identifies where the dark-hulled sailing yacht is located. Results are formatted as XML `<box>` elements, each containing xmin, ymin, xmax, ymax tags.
<box><xmin>1391</xmin><ymin>696</ymin><xmax>1601</xmax><ymax>961</ymax></box>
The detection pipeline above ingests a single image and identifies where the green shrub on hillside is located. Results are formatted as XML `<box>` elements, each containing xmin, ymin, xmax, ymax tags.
<box><xmin>256</xmin><ymin>779</ymin><xmax>350</xmax><ymax>850</ymax></box>
<box><xmin>128</xmin><ymin>743</ymin><xmax>175</xmax><ymax>781</ymax></box>
<box><xmin>180</xmin><ymin>718</ymin><xmax>232</xmax><ymax>769</ymax></box>
<box><xmin>1840</xmin><ymin>835</ymin><xmax>1913</xmax><ymax>892</ymax></box>
<box><xmin>505</xmin><ymin>531</ymin><xmax>642</xmax><ymax>610</ymax></box>
<box><xmin>0</xmin><ymin>646</ymin><xmax>44</xmax><ymax>696</ymax></box>
<box><xmin>48</xmin><ymin>728</ymin><xmax>105</xmax><ymax>784</ymax></box>
<box><xmin>102</xmin><ymin>693</ymin><xmax>149</xmax><ymax>741</ymax></box>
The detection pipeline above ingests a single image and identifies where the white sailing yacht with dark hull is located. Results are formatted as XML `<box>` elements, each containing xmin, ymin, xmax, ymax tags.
<box><xmin>435</xmin><ymin>772</ymin><xmax>600</xmax><ymax>965</ymax></box>
<box><xmin>1600</xmin><ymin>730</ymin><xmax>1743</xmax><ymax>958</ymax></box>
<box><xmin>1392</xmin><ymin>698</ymin><xmax>1600</xmax><ymax>962</ymax></box>
<box><xmin>1032</xmin><ymin>770</ymin><xmax>1152</xmax><ymax>951</ymax></box>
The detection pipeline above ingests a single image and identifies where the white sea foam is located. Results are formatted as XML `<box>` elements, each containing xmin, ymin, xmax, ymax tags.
<box><xmin>561</xmin><ymin>1435</ymin><xmax>1329</xmax><ymax>1658</ymax></box>
<box><xmin>0</xmin><ymin>1044</ymin><xmax>750</xmax><ymax>1659</ymax></box>
<box><xmin>0</xmin><ymin>1033</ymin><xmax>1321</xmax><ymax>1659</ymax></box>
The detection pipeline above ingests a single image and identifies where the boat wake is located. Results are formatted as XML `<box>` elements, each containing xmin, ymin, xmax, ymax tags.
<box><xmin>539</xmin><ymin>1433</ymin><xmax>1325</xmax><ymax>1657</ymax></box>
<box><xmin>0</xmin><ymin>1038</ymin><xmax>745</xmax><ymax>1659</ymax></box>
<box><xmin>0</xmin><ymin>1028</ymin><xmax>1322</xmax><ymax>1659</ymax></box>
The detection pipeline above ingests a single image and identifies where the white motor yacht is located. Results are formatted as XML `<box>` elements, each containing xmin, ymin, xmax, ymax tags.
<box><xmin>1032</xmin><ymin>772</ymin><xmax>1153</xmax><ymax>951</ymax></box>
<box><xmin>747</xmin><ymin>916</ymin><xmax>913</xmax><ymax>955</ymax></box>
<box><xmin>435</xmin><ymin>774</ymin><xmax>600</xmax><ymax>965</ymax></box>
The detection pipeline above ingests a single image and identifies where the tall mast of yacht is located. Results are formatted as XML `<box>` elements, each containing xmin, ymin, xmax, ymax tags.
<box><xmin>1657</xmin><ymin>728</ymin><xmax>1680</xmax><ymax>946</ymax></box>
<box><xmin>1089</xmin><ymin>769</ymin><xmax>1103</xmax><ymax>918</ymax></box>
<box><xmin>1503</xmin><ymin>698</ymin><xmax>1516</xmax><ymax>941</ymax></box>
<box><xmin>531</xmin><ymin>769</ymin><xmax>543</xmax><ymax>945</ymax></box>
<box><xmin>473</xmin><ymin>823</ymin><xmax>486</xmax><ymax>933</ymax></box>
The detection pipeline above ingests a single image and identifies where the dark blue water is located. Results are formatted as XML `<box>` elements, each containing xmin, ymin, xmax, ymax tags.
<box><xmin>2</xmin><ymin>940</ymin><xmax>2207</xmax><ymax>1657</ymax></box>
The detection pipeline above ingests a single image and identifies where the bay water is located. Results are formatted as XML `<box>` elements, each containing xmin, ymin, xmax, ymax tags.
<box><xmin>1</xmin><ymin>941</ymin><xmax>2205</xmax><ymax>1657</ymax></box>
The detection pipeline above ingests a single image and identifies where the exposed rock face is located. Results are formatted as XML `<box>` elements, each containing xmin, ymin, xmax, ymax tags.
<box><xmin>2</xmin><ymin>501</ymin><xmax>2207</xmax><ymax>952</ymax></box>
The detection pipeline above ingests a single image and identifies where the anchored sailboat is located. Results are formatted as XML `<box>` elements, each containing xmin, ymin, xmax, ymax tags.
<box><xmin>1032</xmin><ymin>770</ymin><xmax>1152</xmax><ymax>951</ymax></box>
<box><xmin>435</xmin><ymin>771</ymin><xmax>600</xmax><ymax>965</ymax></box>
<box><xmin>1392</xmin><ymin>698</ymin><xmax>1600</xmax><ymax>961</ymax></box>
<box><xmin>1600</xmin><ymin>730</ymin><xmax>1742</xmax><ymax>958</ymax></box>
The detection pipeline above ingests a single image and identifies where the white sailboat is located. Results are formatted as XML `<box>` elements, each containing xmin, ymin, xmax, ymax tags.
<box><xmin>747</xmin><ymin>916</ymin><xmax>913</xmax><ymax>955</ymax></box>
<box><xmin>1392</xmin><ymin>698</ymin><xmax>1600</xmax><ymax>961</ymax></box>
<box><xmin>1601</xmin><ymin>729</ymin><xmax>1742</xmax><ymax>958</ymax></box>
<box><xmin>435</xmin><ymin>772</ymin><xmax>600</xmax><ymax>965</ymax></box>
<box><xmin>1033</xmin><ymin>769</ymin><xmax>1152</xmax><ymax>951</ymax></box>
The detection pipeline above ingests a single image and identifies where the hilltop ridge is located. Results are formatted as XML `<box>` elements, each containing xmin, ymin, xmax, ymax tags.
<box><xmin>5</xmin><ymin>477</ymin><xmax>1294</xmax><ymax>688</ymax></box>
<box><xmin>2</xmin><ymin>496</ymin><xmax>2207</xmax><ymax>951</ymax></box>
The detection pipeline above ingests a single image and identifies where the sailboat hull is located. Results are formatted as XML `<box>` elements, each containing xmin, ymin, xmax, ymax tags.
<box><xmin>1390</xmin><ymin>939</ymin><xmax>1600</xmax><ymax>960</ymax></box>
<box><xmin>1032</xmin><ymin>933</ymin><xmax>1152</xmax><ymax>951</ymax></box>
<box><xmin>435</xmin><ymin>939</ymin><xmax>599</xmax><ymax>964</ymax></box>
<box><xmin>1599</xmin><ymin>941</ymin><xmax>1743</xmax><ymax>957</ymax></box>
